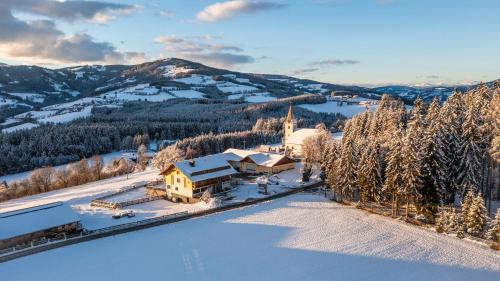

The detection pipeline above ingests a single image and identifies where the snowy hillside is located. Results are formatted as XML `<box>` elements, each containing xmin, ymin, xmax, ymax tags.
<box><xmin>1</xmin><ymin>193</ymin><xmax>498</xmax><ymax>281</ymax></box>
<box><xmin>2</xmin><ymin>58</ymin><xmax>493</xmax><ymax>132</ymax></box>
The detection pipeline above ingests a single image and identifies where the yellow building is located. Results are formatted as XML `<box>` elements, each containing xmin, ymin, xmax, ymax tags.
<box><xmin>160</xmin><ymin>154</ymin><xmax>238</xmax><ymax>203</ymax></box>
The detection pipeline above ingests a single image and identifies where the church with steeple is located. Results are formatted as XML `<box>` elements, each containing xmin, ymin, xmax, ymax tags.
<box><xmin>282</xmin><ymin>105</ymin><xmax>318</xmax><ymax>156</ymax></box>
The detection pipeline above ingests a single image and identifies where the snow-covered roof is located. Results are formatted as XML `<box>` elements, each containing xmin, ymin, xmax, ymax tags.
<box><xmin>223</xmin><ymin>149</ymin><xmax>292</xmax><ymax>167</ymax></box>
<box><xmin>287</xmin><ymin>128</ymin><xmax>317</xmax><ymax>145</ymax></box>
<box><xmin>0</xmin><ymin>202</ymin><xmax>80</xmax><ymax>241</ymax></box>
<box><xmin>174</xmin><ymin>153</ymin><xmax>237</xmax><ymax>182</ymax></box>
<box><xmin>223</xmin><ymin>148</ymin><xmax>258</xmax><ymax>160</ymax></box>
<box><xmin>244</xmin><ymin>153</ymin><xmax>291</xmax><ymax>168</ymax></box>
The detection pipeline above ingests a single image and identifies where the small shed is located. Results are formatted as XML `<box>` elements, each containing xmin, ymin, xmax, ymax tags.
<box><xmin>0</xmin><ymin>202</ymin><xmax>81</xmax><ymax>249</ymax></box>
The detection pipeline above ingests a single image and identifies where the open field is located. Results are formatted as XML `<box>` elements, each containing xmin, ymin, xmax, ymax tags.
<box><xmin>1</xmin><ymin>193</ymin><xmax>498</xmax><ymax>281</ymax></box>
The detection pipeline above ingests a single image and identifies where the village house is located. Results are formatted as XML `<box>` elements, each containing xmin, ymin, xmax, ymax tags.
<box><xmin>158</xmin><ymin>148</ymin><xmax>297</xmax><ymax>203</ymax></box>
<box><xmin>223</xmin><ymin>148</ymin><xmax>295</xmax><ymax>174</ymax></box>
<box><xmin>0</xmin><ymin>202</ymin><xmax>81</xmax><ymax>250</ymax></box>
<box><xmin>282</xmin><ymin>105</ymin><xmax>318</xmax><ymax>157</ymax></box>
<box><xmin>159</xmin><ymin>154</ymin><xmax>238</xmax><ymax>203</ymax></box>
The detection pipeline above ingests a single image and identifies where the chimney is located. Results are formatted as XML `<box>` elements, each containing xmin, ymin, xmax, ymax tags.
<box><xmin>189</xmin><ymin>159</ymin><xmax>195</xmax><ymax>167</ymax></box>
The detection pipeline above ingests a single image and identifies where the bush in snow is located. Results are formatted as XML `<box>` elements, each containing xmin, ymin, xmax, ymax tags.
<box><xmin>200</xmin><ymin>190</ymin><xmax>212</xmax><ymax>203</ymax></box>
<box><xmin>435</xmin><ymin>209</ymin><xmax>450</xmax><ymax>233</ymax></box>
<box><xmin>447</xmin><ymin>209</ymin><xmax>460</xmax><ymax>233</ymax></box>
<box><xmin>436</xmin><ymin>208</ymin><xmax>460</xmax><ymax>234</ymax></box>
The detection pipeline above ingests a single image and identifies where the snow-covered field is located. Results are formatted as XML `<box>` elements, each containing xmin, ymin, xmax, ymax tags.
<box><xmin>299</xmin><ymin>100</ymin><xmax>376</xmax><ymax>117</ymax></box>
<box><xmin>171</xmin><ymin>89</ymin><xmax>206</xmax><ymax>99</ymax></box>
<box><xmin>0</xmin><ymin>163</ymin><xmax>310</xmax><ymax>230</ymax></box>
<box><xmin>0</xmin><ymin>169</ymin><xmax>188</xmax><ymax>230</ymax></box>
<box><xmin>216</xmin><ymin>81</ymin><xmax>259</xmax><ymax>93</ymax></box>
<box><xmin>174</xmin><ymin>74</ymin><xmax>217</xmax><ymax>85</ymax></box>
<box><xmin>228</xmin><ymin>92</ymin><xmax>276</xmax><ymax>103</ymax></box>
<box><xmin>1</xmin><ymin>122</ymin><xmax>38</xmax><ymax>133</ymax></box>
<box><xmin>0</xmin><ymin>98</ymin><xmax>31</xmax><ymax>108</ymax></box>
<box><xmin>1</xmin><ymin>193</ymin><xmax>498</xmax><ymax>281</ymax></box>
<box><xmin>8</xmin><ymin>93</ymin><xmax>45</xmax><ymax>103</ymax></box>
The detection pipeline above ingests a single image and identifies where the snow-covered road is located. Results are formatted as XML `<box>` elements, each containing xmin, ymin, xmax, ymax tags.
<box><xmin>1</xmin><ymin>193</ymin><xmax>498</xmax><ymax>281</ymax></box>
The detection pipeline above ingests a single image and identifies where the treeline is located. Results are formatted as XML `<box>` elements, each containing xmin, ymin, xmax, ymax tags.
<box><xmin>0</xmin><ymin>156</ymin><xmax>135</xmax><ymax>202</ymax></box>
<box><xmin>0</xmin><ymin>96</ymin><xmax>343</xmax><ymax>176</ymax></box>
<box><xmin>152</xmin><ymin>130</ymin><xmax>281</xmax><ymax>170</ymax></box>
<box><xmin>307</xmin><ymin>84</ymin><xmax>499</xmax><ymax>239</ymax></box>
<box><xmin>0</xmin><ymin>124</ymin><xmax>121</xmax><ymax>175</ymax></box>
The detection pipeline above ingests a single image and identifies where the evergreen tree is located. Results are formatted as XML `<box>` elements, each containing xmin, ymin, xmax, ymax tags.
<box><xmin>336</xmin><ymin>136</ymin><xmax>359</xmax><ymax>201</ymax></box>
<box><xmin>418</xmin><ymin>97</ymin><xmax>442</xmax><ymax>220</ymax></box>
<box><xmin>320</xmin><ymin>141</ymin><xmax>338</xmax><ymax>182</ymax></box>
<box><xmin>383</xmin><ymin>129</ymin><xmax>405</xmax><ymax>217</ymax></box>
<box><xmin>401</xmin><ymin>98</ymin><xmax>425</xmax><ymax>219</ymax></box>
<box><xmin>358</xmin><ymin>138</ymin><xmax>383</xmax><ymax>204</ymax></box>
<box><xmin>465</xmin><ymin>193</ymin><xmax>488</xmax><ymax>237</ymax></box>
<box><xmin>458</xmin><ymin>93</ymin><xmax>486</xmax><ymax>193</ymax></box>
<box><xmin>461</xmin><ymin>190</ymin><xmax>474</xmax><ymax>219</ymax></box>
<box><xmin>436</xmin><ymin>92</ymin><xmax>465</xmax><ymax>202</ymax></box>
<box><xmin>486</xmin><ymin>209</ymin><xmax>500</xmax><ymax>242</ymax></box>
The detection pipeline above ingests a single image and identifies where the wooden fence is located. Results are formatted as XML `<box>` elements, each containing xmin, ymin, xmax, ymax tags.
<box><xmin>90</xmin><ymin>182</ymin><xmax>164</xmax><ymax>210</ymax></box>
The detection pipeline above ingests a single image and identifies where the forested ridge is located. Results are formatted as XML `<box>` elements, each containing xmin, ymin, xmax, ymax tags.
<box><xmin>305</xmin><ymin>83</ymin><xmax>499</xmax><ymax>240</ymax></box>
<box><xmin>0</xmin><ymin>94</ymin><xmax>340</xmax><ymax>175</ymax></box>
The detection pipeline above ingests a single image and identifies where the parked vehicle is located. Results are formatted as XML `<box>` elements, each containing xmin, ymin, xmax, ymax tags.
<box><xmin>112</xmin><ymin>210</ymin><xmax>135</xmax><ymax>219</ymax></box>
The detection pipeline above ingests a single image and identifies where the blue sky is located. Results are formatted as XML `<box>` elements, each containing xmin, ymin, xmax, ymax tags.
<box><xmin>1</xmin><ymin>0</ymin><xmax>499</xmax><ymax>86</ymax></box>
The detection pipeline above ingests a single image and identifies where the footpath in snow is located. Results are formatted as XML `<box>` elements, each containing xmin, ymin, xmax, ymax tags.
<box><xmin>1</xmin><ymin>193</ymin><xmax>499</xmax><ymax>281</ymax></box>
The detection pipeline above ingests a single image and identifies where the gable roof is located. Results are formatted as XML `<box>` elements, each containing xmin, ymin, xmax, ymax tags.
<box><xmin>287</xmin><ymin>128</ymin><xmax>317</xmax><ymax>145</ymax></box>
<box><xmin>165</xmin><ymin>153</ymin><xmax>238</xmax><ymax>183</ymax></box>
<box><xmin>224</xmin><ymin>148</ymin><xmax>294</xmax><ymax>167</ymax></box>
<box><xmin>223</xmin><ymin>148</ymin><xmax>257</xmax><ymax>160</ymax></box>
<box><xmin>0</xmin><ymin>202</ymin><xmax>80</xmax><ymax>241</ymax></box>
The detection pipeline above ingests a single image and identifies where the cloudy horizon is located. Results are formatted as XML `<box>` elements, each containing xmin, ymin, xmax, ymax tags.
<box><xmin>0</xmin><ymin>0</ymin><xmax>499</xmax><ymax>86</ymax></box>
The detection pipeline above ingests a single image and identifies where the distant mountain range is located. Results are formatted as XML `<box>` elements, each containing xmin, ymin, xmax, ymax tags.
<box><xmin>0</xmin><ymin>58</ymin><xmax>497</xmax><ymax>122</ymax></box>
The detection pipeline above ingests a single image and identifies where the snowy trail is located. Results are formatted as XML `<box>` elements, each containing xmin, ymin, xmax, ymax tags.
<box><xmin>1</xmin><ymin>193</ymin><xmax>498</xmax><ymax>281</ymax></box>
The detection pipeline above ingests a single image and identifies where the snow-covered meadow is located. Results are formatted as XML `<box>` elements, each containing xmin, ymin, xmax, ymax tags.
<box><xmin>1</xmin><ymin>193</ymin><xmax>498</xmax><ymax>281</ymax></box>
<box><xmin>299</xmin><ymin>100</ymin><xmax>376</xmax><ymax>117</ymax></box>
<box><xmin>0</xmin><ymin>163</ymin><xmax>310</xmax><ymax>230</ymax></box>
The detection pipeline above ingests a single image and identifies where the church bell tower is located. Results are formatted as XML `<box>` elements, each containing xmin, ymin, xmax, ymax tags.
<box><xmin>283</xmin><ymin>104</ymin><xmax>296</xmax><ymax>146</ymax></box>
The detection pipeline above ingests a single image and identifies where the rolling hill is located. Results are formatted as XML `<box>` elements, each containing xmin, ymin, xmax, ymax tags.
<box><xmin>0</xmin><ymin>58</ymin><xmax>496</xmax><ymax>130</ymax></box>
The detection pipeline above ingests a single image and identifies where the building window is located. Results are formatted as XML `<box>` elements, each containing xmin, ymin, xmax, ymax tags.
<box><xmin>175</xmin><ymin>187</ymin><xmax>178</xmax><ymax>191</ymax></box>
<box><xmin>288</xmin><ymin>125</ymin><xmax>290</xmax><ymax>129</ymax></box>
<box><xmin>167</xmin><ymin>185</ymin><xmax>170</xmax><ymax>189</ymax></box>
<box><xmin>177</xmin><ymin>178</ymin><xmax>181</xmax><ymax>183</ymax></box>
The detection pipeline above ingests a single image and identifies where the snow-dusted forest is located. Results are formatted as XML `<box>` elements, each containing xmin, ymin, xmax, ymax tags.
<box><xmin>0</xmin><ymin>94</ymin><xmax>337</xmax><ymax>176</ymax></box>
<box><xmin>307</xmin><ymin>83</ymin><xmax>499</xmax><ymax>242</ymax></box>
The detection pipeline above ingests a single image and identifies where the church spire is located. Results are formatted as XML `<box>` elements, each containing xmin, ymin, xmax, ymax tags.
<box><xmin>286</xmin><ymin>104</ymin><xmax>293</xmax><ymax>122</ymax></box>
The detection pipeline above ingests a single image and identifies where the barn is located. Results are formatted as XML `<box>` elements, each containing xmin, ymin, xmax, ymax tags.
<box><xmin>223</xmin><ymin>148</ymin><xmax>296</xmax><ymax>174</ymax></box>
<box><xmin>0</xmin><ymin>202</ymin><xmax>81</xmax><ymax>250</ymax></box>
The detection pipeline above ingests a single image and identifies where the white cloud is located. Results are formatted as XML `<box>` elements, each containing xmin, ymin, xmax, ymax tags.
<box><xmin>158</xmin><ymin>9</ymin><xmax>175</xmax><ymax>18</ymax></box>
<box><xmin>310</xmin><ymin>59</ymin><xmax>359</xmax><ymax>66</ymax></box>
<box><xmin>0</xmin><ymin>0</ymin><xmax>141</xmax><ymax>64</ymax></box>
<box><xmin>154</xmin><ymin>34</ymin><xmax>254</xmax><ymax>68</ymax></box>
<box><xmin>196</xmin><ymin>0</ymin><xmax>286</xmax><ymax>23</ymax></box>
